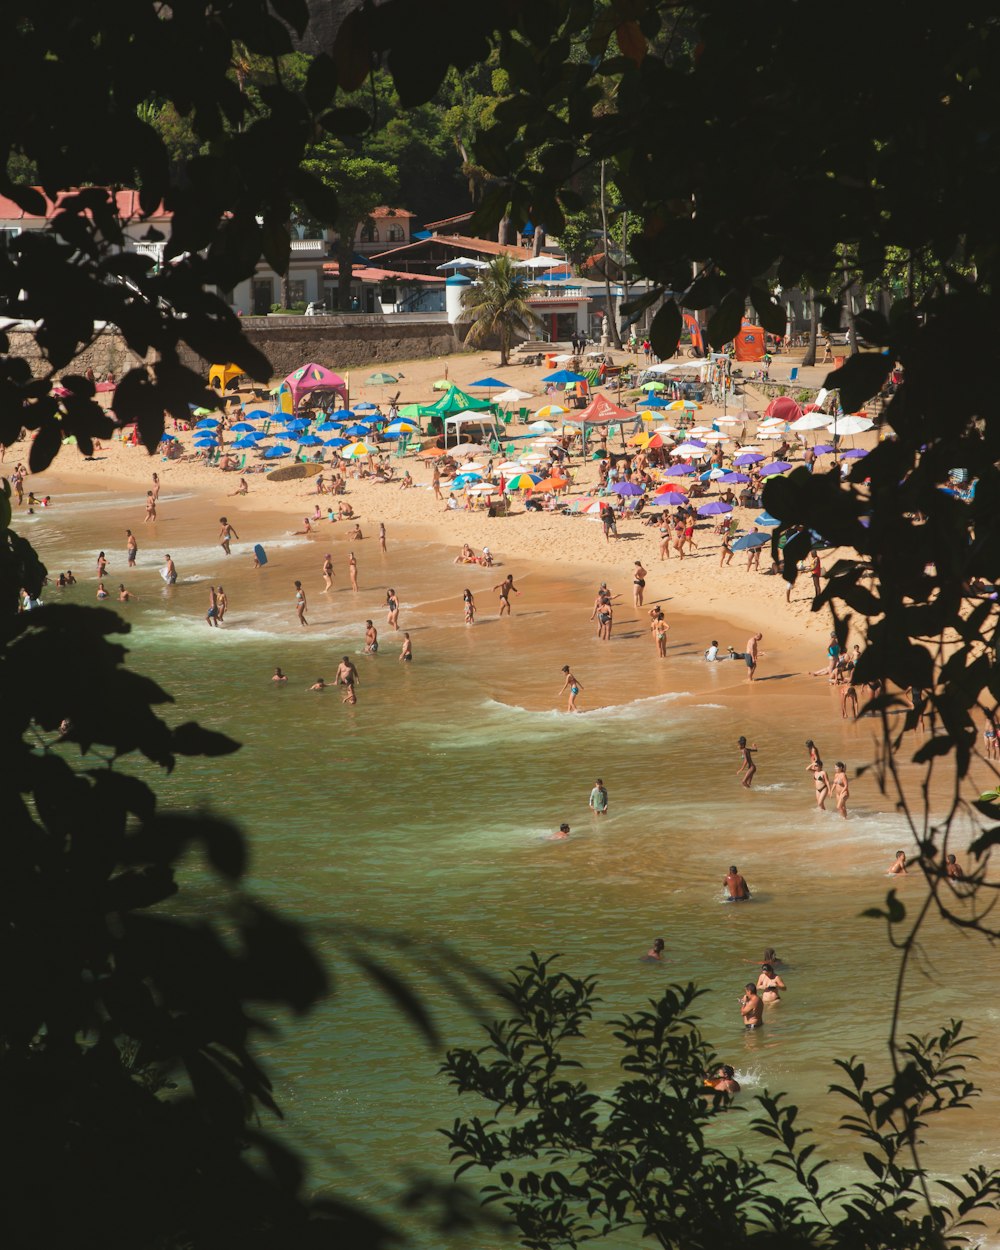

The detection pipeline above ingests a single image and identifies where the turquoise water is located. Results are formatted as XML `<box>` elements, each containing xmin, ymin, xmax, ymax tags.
<box><xmin>22</xmin><ymin>481</ymin><xmax>1000</xmax><ymax>1240</ymax></box>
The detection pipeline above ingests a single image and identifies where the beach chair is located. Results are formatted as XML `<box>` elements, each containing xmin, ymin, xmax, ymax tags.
<box><xmin>789</xmin><ymin>367</ymin><xmax>799</xmax><ymax>382</ymax></box>
<box><xmin>518</xmin><ymin>407</ymin><xmax>529</xmax><ymax>423</ymax></box>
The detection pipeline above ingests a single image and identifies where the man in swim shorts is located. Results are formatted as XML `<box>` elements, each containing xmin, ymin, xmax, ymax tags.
<box><xmin>745</xmin><ymin>632</ymin><xmax>761</xmax><ymax>681</ymax></box>
<box><xmin>740</xmin><ymin>984</ymin><xmax>764</xmax><ymax>1029</ymax></box>
<box><xmin>724</xmin><ymin>865</ymin><xmax>751</xmax><ymax>901</ymax></box>
<box><xmin>364</xmin><ymin>620</ymin><xmax>379</xmax><ymax>653</ymax></box>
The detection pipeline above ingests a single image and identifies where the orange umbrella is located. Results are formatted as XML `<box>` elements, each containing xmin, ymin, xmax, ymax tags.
<box><xmin>534</xmin><ymin>476</ymin><xmax>569</xmax><ymax>492</ymax></box>
<box><xmin>418</xmin><ymin>446</ymin><xmax>447</xmax><ymax>458</ymax></box>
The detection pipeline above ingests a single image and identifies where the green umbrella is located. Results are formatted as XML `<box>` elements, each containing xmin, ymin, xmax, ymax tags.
<box><xmin>193</xmin><ymin>406</ymin><xmax>216</xmax><ymax>415</ymax></box>
<box><xmin>366</xmin><ymin>371</ymin><xmax>398</xmax><ymax>385</ymax></box>
<box><xmin>432</xmin><ymin>379</ymin><xmax>450</xmax><ymax>391</ymax></box>
<box><xmin>640</xmin><ymin>381</ymin><xmax>666</xmax><ymax>391</ymax></box>
<box><xmin>399</xmin><ymin>404</ymin><xmax>421</xmax><ymax>419</ymax></box>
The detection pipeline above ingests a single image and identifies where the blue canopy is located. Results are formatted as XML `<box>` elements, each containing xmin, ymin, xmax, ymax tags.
<box><xmin>543</xmin><ymin>369</ymin><xmax>586</xmax><ymax>384</ymax></box>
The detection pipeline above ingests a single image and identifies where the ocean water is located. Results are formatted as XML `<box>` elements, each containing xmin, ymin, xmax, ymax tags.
<box><xmin>22</xmin><ymin>480</ymin><xmax>1000</xmax><ymax>1240</ymax></box>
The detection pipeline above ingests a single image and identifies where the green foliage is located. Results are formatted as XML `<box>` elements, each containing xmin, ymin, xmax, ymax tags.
<box><xmin>460</xmin><ymin>255</ymin><xmax>543</xmax><ymax>365</ymax></box>
<box><xmin>441</xmin><ymin>957</ymin><xmax>1000</xmax><ymax>1249</ymax></box>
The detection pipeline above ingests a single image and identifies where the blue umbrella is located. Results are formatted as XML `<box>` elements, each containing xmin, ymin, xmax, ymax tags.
<box><xmin>642</xmin><ymin>395</ymin><xmax>671</xmax><ymax>407</ymax></box>
<box><xmin>325</xmin><ymin>437</ymin><xmax>349</xmax><ymax>447</ymax></box>
<box><xmin>719</xmin><ymin>472</ymin><xmax>749</xmax><ymax>484</ymax></box>
<box><xmin>231</xmin><ymin>421</ymin><xmax>256</xmax><ymax>432</ymax></box>
<box><xmin>334</xmin><ymin>409</ymin><xmax>355</xmax><ymax>419</ymax></box>
<box><xmin>263</xmin><ymin>444</ymin><xmax>292</xmax><ymax>458</ymax></box>
<box><xmin>698</xmin><ymin>500</ymin><xmax>733</xmax><ymax>516</ymax></box>
<box><xmin>759</xmin><ymin>460</ymin><xmax>793</xmax><ymax>477</ymax></box>
<box><xmin>286</xmin><ymin>418</ymin><xmax>310</xmax><ymax>431</ymax></box>
<box><xmin>754</xmin><ymin>511</ymin><xmax>781</xmax><ymax>527</ymax></box>
<box><xmin>734</xmin><ymin>452</ymin><xmax>766</xmax><ymax>466</ymax></box>
<box><xmin>316</xmin><ymin>421</ymin><xmax>341</xmax><ymax>433</ymax></box>
<box><xmin>195</xmin><ymin>418</ymin><xmax>219</xmax><ymax>429</ymax></box>
<box><xmin>686</xmin><ymin>438</ymin><xmax>707</xmax><ymax>448</ymax></box>
<box><xmin>345</xmin><ymin>424</ymin><xmax>372</xmax><ymax>436</ymax></box>
<box><xmin>471</xmin><ymin>376</ymin><xmax>506</xmax><ymax>388</ymax></box>
<box><xmin>355</xmin><ymin>402</ymin><xmax>377</xmax><ymax>412</ymax></box>
<box><xmin>232</xmin><ymin>436</ymin><xmax>258</xmax><ymax>449</ymax></box>
<box><xmin>664</xmin><ymin>463</ymin><xmax>696</xmax><ymax>476</ymax></box>
<box><xmin>244</xmin><ymin>409</ymin><xmax>271</xmax><ymax>420</ymax></box>
<box><xmin>159</xmin><ymin>433</ymin><xmax>177</xmax><ymax>442</ymax></box>
<box><xmin>611</xmin><ymin>480</ymin><xmax>644</xmax><ymax>495</ymax></box>
<box><xmin>542</xmin><ymin>369</ymin><xmax>586</xmax><ymax>384</ymax></box>
<box><xmin>731</xmin><ymin>532</ymin><xmax>771</xmax><ymax>551</ymax></box>
<box><xmin>297</xmin><ymin>434</ymin><xmax>323</xmax><ymax>446</ymax></box>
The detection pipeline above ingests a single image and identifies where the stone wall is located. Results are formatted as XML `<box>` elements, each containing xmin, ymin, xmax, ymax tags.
<box><xmin>8</xmin><ymin>326</ymin><xmax>151</xmax><ymax>382</ymax></box>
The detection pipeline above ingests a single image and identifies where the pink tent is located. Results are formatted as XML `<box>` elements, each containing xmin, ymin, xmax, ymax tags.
<box><xmin>763</xmin><ymin>395</ymin><xmax>803</xmax><ymax>423</ymax></box>
<box><xmin>282</xmin><ymin>362</ymin><xmax>348</xmax><ymax>410</ymax></box>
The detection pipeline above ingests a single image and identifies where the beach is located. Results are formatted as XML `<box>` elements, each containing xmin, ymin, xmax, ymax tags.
<box><xmin>7</xmin><ymin>349</ymin><xmax>999</xmax><ymax>1240</ymax></box>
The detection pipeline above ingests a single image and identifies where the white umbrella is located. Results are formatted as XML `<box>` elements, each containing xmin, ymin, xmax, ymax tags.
<box><xmin>495</xmin><ymin>388</ymin><xmax>533</xmax><ymax>403</ymax></box>
<box><xmin>515</xmin><ymin>256</ymin><xmax>565</xmax><ymax>269</ymax></box>
<box><xmin>715</xmin><ymin>416</ymin><xmax>740</xmax><ymax>425</ymax></box>
<box><xmin>827</xmin><ymin>415</ymin><xmax>874</xmax><ymax>436</ymax></box>
<box><xmin>674</xmin><ymin>443</ymin><xmax>709</xmax><ymax>456</ymax></box>
<box><xmin>790</xmin><ymin>413</ymin><xmax>830</xmax><ymax>432</ymax></box>
<box><xmin>552</xmin><ymin>353</ymin><xmax>575</xmax><ymax>362</ymax></box>
<box><xmin>467</xmin><ymin>482</ymin><xmax>497</xmax><ymax>494</ymax></box>
<box><xmin>521</xmin><ymin>452</ymin><xmax>547</xmax><ymax>464</ymax></box>
<box><xmin>450</xmin><ymin>442</ymin><xmax>490</xmax><ymax>455</ymax></box>
<box><xmin>529</xmin><ymin>420</ymin><xmax>556</xmax><ymax>433</ymax></box>
<box><xmin>654</xmin><ymin>424</ymin><xmax>678</xmax><ymax>435</ymax></box>
<box><xmin>436</xmin><ymin>257</ymin><xmax>488</xmax><ymax>270</ymax></box>
<box><xmin>497</xmin><ymin>461</ymin><xmax>526</xmax><ymax>472</ymax></box>
<box><xmin>459</xmin><ymin>461</ymin><xmax>487</xmax><ymax>472</ymax></box>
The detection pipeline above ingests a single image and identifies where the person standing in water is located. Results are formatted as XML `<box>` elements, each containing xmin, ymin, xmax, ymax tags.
<box><xmin>218</xmin><ymin>516</ymin><xmax>239</xmax><ymax>555</ymax></box>
<box><xmin>126</xmin><ymin>529</ymin><xmax>137</xmax><ymax>568</ymax></box>
<box><xmin>558</xmin><ymin>665</ymin><xmax>583</xmax><ymax>712</ymax></box>
<box><xmin>206</xmin><ymin>585</ymin><xmax>219</xmax><ymax>627</ymax></box>
<box><xmin>162</xmin><ymin>554</ymin><xmax>177</xmax><ymax>585</ymax></box>
<box><xmin>644</xmin><ymin>938</ymin><xmax>665</xmax><ymax>961</ymax></box>
<box><xmin>144</xmin><ymin>491</ymin><xmax>157</xmax><ymax>523</ymax></box>
<box><xmin>463</xmin><ymin>588</ymin><xmax>476</xmax><ymax>624</ymax></box>
<box><xmin>756</xmin><ymin>963</ymin><xmax>786</xmax><ymax>1004</ymax></box>
<box><xmin>737</xmin><ymin>737</ymin><xmax>758</xmax><ymax>788</ymax></box>
<box><xmin>378</xmin><ymin>522</ymin><xmax>387</xmax><ymax>554</ymax></box>
<box><xmin>632</xmin><ymin>560</ymin><xmax>648</xmax><ymax>607</ymax></box>
<box><xmin>399</xmin><ymin>632</ymin><xmax>412</xmax><ymax>662</ymax></box>
<box><xmin>745</xmin><ymin>632</ymin><xmax>762</xmax><ymax>682</ymax></box>
<box><xmin>335</xmin><ymin>656</ymin><xmax>359</xmax><ymax>688</ymax></box>
<box><xmin>294</xmin><ymin>580</ymin><xmax>308</xmax><ymax>626</ymax></box>
<box><xmin>216</xmin><ymin>586</ymin><xmax>228</xmax><ymax>622</ymax></box>
<box><xmin>739</xmin><ymin>984</ymin><xmax>764</xmax><ymax>1030</ymax></box>
<box><xmin>724</xmin><ymin>865</ymin><xmax>751</xmax><ymax>901</ymax></box>
<box><xmin>832</xmin><ymin>762</ymin><xmax>850</xmax><ymax>818</ymax></box>
<box><xmin>322</xmin><ymin>553</ymin><xmax>334</xmax><ymax>592</ymax></box>
<box><xmin>364</xmin><ymin>620</ymin><xmax>379</xmax><ymax>653</ymax></box>
<box><xmin>589</xmin><ymin>778</ymin><xmax>608</xmax><ymax>816</ymax></box>
<box><xmin>494</xmin><ymin>573</ymin><xmax>519</xmax><ymax>617</ymax></box>
<box><xmin>349</xmin><ymin>552</ymin><xmax>359</xmax><ymax>592</ymax></box>
<box><xmin>272</xmin><ymin>667</ymin><xmax>288</xmax><ymax>683</ymax></box>
<box><xmin>151</xmin><ymin>472</ymin><xmax>161</xmax><ymax>502</ymax></box>
<box><xmin>810</xmin><ymin>759</ymin><xmax>830</xmax><ymax>810</ymax></box>
<box><xmin>385</xmin><ymin>588</ymin><xmax>400</xmax><ymax>631</ymax></box>
<box><xmin>97</xmin><ymin>551</ymin><xmax>109</xmax><ymax>579</ymax></box>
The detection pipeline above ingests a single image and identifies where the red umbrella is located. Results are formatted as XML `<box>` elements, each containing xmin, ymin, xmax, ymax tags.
<box><xmin>763</xmin><ymin>396</ymin><xmax>803</xmax><ymax>422</ymax></box>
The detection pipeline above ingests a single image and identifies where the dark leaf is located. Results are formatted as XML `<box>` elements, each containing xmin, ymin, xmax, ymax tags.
<box><xmin>172</xmin><ymin>721</ymin><xmax>240</xmax><ymax>758</ymax></box>
<box><xmin>648</xmin><ymin>299</ymin><xmax>681</xmax><ymax>360</ymax></box>
<box><xmin>750</xmin><ymin>284</ymin><xmax>787</xmax><ymax>337</ymax></box>
<box><xmin>353</xmin><ymin>953</ymin><xmax>440</xmax><ymax>1046</ymax></box>
<box><xmin>706</xmin><ymin>290</ymin><xmax>746</xmax><ymax>349</ymax></box>
<box><xmin>823</xmin><ymin>352</ymin><xmax>891</xmax><ymax>413</ymax></box>
<box><xmin>29</xmin><ymin>417</ymin><xmax>63</xmax><ymax>473</ymax></box>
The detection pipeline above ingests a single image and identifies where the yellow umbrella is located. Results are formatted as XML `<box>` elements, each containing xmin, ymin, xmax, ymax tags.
<box><xmin>629</xmin><ymin>431</ymin><xmax>652</xmax><ymax>447</ymax></box>
<box><xmin>343</xmin><ymin>441</ymin><xmax>374</xmax><ymax>458</ymax></box>
<box><xmin>535</xmin><ymin>404</ymin><xmax>568</xmax><ymax>419</ymax></box>
<box><xmin>667</xmin><ymin>398</ymin><xmax>702</xmax><ymax>411</ymax></box>
<box><xmin>637</xmin><ymin>409</ymin><xmax>658</xmax><ymax>422</ymax></box>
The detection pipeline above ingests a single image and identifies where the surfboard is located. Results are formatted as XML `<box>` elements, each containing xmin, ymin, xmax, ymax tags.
<box><xmin>254</xmin><ymin>543</ymin><xmax>268</xmax><ymax>566</ymax></box>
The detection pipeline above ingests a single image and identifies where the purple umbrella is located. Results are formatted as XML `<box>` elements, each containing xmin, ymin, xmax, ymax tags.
<box><xmin>812</xmin><ymin>444</ymin><xmax>835</xmax><ymax>456</ymax></box>
<box><xmin>698</xmin><ymin>500</ymin><xmax>734</xmax><ymax>516</ymax></box>
<box><xmin>686</xmin><ymin>438</ymin><xmax>707</xmax><ymax>448</ymax></box>
<box><xmin>719</xmin><ymin>472</ymin><xmax>749</xmax><ymax>484</ymax></box>
<box><xmin>734</xmin><ymin>452</ymin><xmax>766</xmax><ymax>467</ymax></box>
<box><xmin>652</xmin><ymin>490</ymin><xmax>689</xmax><ymax>506</ymax></box>
<box><xmin>664</xmin><ymin>463</ymin><xmax>696</xmax><ymax>476</ymax></box>
<box><xmin>841</xmin><ymin>448</ymin><xmax>868</xmax><ymax>459</ymax></box>
<box><xmin>759</xmin><ymin>460</ymin><xmax>793</xmax><ymax>477</ymax></box>
<box><xmin>611</xmin><ymin>480</ymin><xmax>644</xmax><ymax>495</ymax></box>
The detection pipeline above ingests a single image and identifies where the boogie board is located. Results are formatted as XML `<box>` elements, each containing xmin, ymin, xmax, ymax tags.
<box><xmin>159</xmin><ymin>567</ymin><xmax>172</xmax><ymax>583</ymax></box>
<box><xmin>254</xmin><ymin>543</ymin><xmax>268</xmax><ymax>567</ymax></box>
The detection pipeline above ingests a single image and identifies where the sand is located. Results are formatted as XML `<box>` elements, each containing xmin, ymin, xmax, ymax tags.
<box><xmin>4</xmin><ymin>345</ymin><xmax>866</xmax><ymax>669</ymax></box>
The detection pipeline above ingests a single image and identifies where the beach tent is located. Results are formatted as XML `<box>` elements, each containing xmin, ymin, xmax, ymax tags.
<box><xmin>561</xmin><ymin>392</ymin><xmax>635</xmax><ymax>446</ymax></box>
<box><xmin>208</xmin><ymin>363</ymin><xmax>244</xmax><ymax>390</ymax></box>
<box><xmin>279</xmin><ymin>363</ymin><xmax>348</xmax><ymax>412</ymax></box>
<box><xmin>733</xmin><ymin>323</ymin><xmax>766</xmax><ymax>361</ymax></box>
<box><xmin>417</xmin><ymin>383</ymin><xmax>491</xmax><ymax>419</ymax></box>
<box><xmin>442</xmin><ymin>410</ymin><xmax>502</xmax><ymax>450</ymax></box>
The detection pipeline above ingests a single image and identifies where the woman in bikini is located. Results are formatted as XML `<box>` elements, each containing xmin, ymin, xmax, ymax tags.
<box><xmin>658</xmin><ymin>515</ymin><xmax>672</xmax><ymax>560</ymax></box>
<box><xmin>756</xmin><ymin>963</ymin><xmax>786</xmax><ymax>1004</ymax></box>
<box><xmin>737</xmin><ymin>736</ymin><xmax>758</xmax><ymax>788</ymax></box>
<box><xmin>810</xmin><ymin>759</ymin><xmax>830</xmax><ymax>810</ymax></box>
<box><xmin>463</xmin><ymin>588</ymin><xmax>476</xmax><ymax>625</ymax></box>
<box><xmin>632</xmin><ymin>560</ymin><xmax>648</xmax><ymax>607</ymax></box>
<box><xmin>558</xmin><ymin>665</ymin><xmax>583</xmax><ymax>712</ymax></box>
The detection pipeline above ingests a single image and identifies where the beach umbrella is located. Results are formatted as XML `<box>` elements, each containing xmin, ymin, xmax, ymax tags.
<box><xmin>731</xmin><ymin>532</ymin><xmax>771</xmax><ymax>551</ymax></box>
<box><xmin>664</xmin><ymin>463</ymin><xmax>696</xmax><ymax>476</ymax></box>
<box><xmin>719</xmin><ymin>472</ymin><xmax>750</xmax><ymax>484</ymax></box>
<box><xmin>535</xmin><ymin>404</ymin><xmax>567</xmax><ymax>419</ymax></box>
<box><xmin>754</xmin><ymin>511</ymin><xmax>781</xmax><ymax>527</ymax></box>
<box><xmin>417</xmin><ymin>446</ymin><xmax>447</xmax><ymax>458</ymax></box>
<box><xmin>640</xmin><ymin>380</ymin><xmax>666</xmax><ymax>391</ymax></box>
<box><xmin>192</xmin><ymin>407</ymin><xmax>216</xmax><ymax>417</ymax></box>
<box><xmin>652</xmin><ymin>490</ymin><xmax>689</xmax><ymax>506</ymax></box>
<box><xmin>642</xmin><ymin>395</ymin><xmax>671</xmax><ymax>407</ymax></box>
<box><xmin>467</xmin><ymin>482</ymin><xmax>497</xmax><ymax>494</ymax></box>
<box><xmin>344</xmin><ymin>441</ymin><xmax>374</xmax><ymax>458</ymax></box>
<box><xmin>366</xmin><ymin>371</ymin><xmax>398</xmax><ymax>385</ymax></box>
<box><xmin>611</xmin><ymin>481</ymin><xmax>644</xmax><ymax>496</ymax></box>
<box><xmin>734</xmin><ymin>452</ymin><xmax>766</xmax><ymax>466</ymax></box>
<box><xmin>232</xmin><ymin>436</ymin><xmax>259</xmax><ymax>449</ymax></box>
<box><xmin>230</xmin><ymin>421</ymin><xmax>256</xmax><ymax>432</ymax></box>
<box><xmin>345</xmin><ymin>424</ymin><xmax>372</xmax><ymax>437</ymax></box>
<box><xmin>244</xmin><ymin>409</ymin><xmax>271</xmax><ymax>420</ymax></box>
<box><xmin>297</xmin><ymin>434</ymin><xmax>323</xmax><ymax>446</ymax></box>
<box><xmin>666</xmin><ymin>399</ymin><xmax>702</xmax><ymax>410</ymax></box>
<box><xmin>701</xmin><ymin>468</ymin><xmax>727</xmax><ymax>480</ymax></box>
<box><xmin>494</xmin><ymin>388</ymin><xmax>533</xmax><ymax>404</ymax></box>
<box><xmin>355</xmin><ymin>401</ymin><xmax>378</xmax><ymax>412</ymax></box>
<box><xmin>790</xmin><ymin>413</ymin><xmax>830</xmax><ymax>432</ymax></box>
<box><xmin>263</xmin><ymin>444</ymin><xmax>292</xmax><ymax>458</ymax></box>
<box><xmin>324</xmin><ymin>437</ymin><xmax>349</xmax><ymax>448</ymax></box>
<box><xmin>674</xmin><ymin>443</ymin><xmax>708</xmax><ymax>456</ymax></box>
<box><xmin>159</xmin><ymin>433</ymin><xmax>177</xmax><ymax>442</ymax></box>
<box><xmin>520</xmin><ymin>452</ymin><xmax>548</xmax><ymax>464</ymax></box>
<box><xmin>507</xmin><ymin>472</ymin><xmax>542</xmax><ymax>489</ymax></box>
<box><xmin>285</xmin><ymin>418</ymin><xmax>310</xmax><ymax>431</ymax></box>
<box><xmin>315</xmin><ymin>420</ymin><xmax>342</xmax><ymax>433</ymax></box>
<box><xmin>827</xmin><ymin>415</ymin><xmax>874</xmax><ymax>436</ymax></box>
<box><xmin>534</xmin><ymin>476</ymin><xmax>569</xmax><ymax>492</ymax></box>
<box><xmin>385</xmin><ymin>420</ymin><xmax>419</xmax><ymax>435</ymax></box>
<box><xmin>470</xmin><ymin>376</ymin><xmax>506</xmax><ymax>389</ymax></box>
<box><xmin>195</xmin><ymin>417</ymin><xmax>219</xmax><ymax>429</ymax></box>
<box><xmin>759</xmin><ymin>460</ymin><xmax>793</xmax><ymax>476</ymax></box>
<box><xmin>763</xmin><ymin>396</ymin><xmax>802</xmax><ymax>422</ymax></box>
<box><xmin>529</xmin><ymin>420</ymin><xmax>556</xmax><ymax>434</ymax></box>
<box><xmin>812</xmin><ymin>444</ymin><xmax>835</xmax><ymax>456</ymax></box>
<box><xmin>698</xmin><ymin>500</ymin><xmax>733</xmax><ymax>516</ymax></box>
<box><xmin>542</xmin><ymin>369</ymin><xmax>587</xmax><ymax>384</ymax></box>
<box><xmin>654</xmin><ymin>424</ymin><xmax>678</xmax><ymax>436</ymax></box>
<box><xmin>453</xmin><ymin>472</ymin><xmax>484</xmax><ymax>484</ymax></box>
<box><xmin>841</xmin><ymin>448</ymin><xmax>869</xmax><ymax>459</ymax></box>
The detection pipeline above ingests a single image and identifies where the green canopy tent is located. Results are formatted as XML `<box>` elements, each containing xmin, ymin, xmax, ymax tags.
<box><xmin>417</xmin><ymin>384</ymin><xmax>492</xmax><ymax>419</ymax></box>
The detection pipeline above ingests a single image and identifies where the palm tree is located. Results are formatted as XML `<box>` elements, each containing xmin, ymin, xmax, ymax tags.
<box><xmin>461</xmin><ymin>256</ymin><xmax>543</xmax><ymax>365</ymax></box>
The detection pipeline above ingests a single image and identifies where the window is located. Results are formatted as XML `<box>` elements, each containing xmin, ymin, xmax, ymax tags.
<box><xmin>288</xmin><ymin>280</ymin><xmax>306</xmax><ymax>305</ymax></box>
<box><xmin>386</xmin><ymin>224</ymin><xmax>405</xmax><ymax>243</ymax></box>
<box><xmin>360</xmin><ymin>223</ymin><xmax>379</xmax><ymax>243</ymax></box>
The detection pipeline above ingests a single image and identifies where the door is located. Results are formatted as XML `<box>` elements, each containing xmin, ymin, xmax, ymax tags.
<box><xmin>252</xmin><ymin>279</ymin><xmax>272</xmax><ymax>315</ymax></box>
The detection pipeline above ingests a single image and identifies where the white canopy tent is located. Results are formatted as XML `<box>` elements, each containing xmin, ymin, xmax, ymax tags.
<box><xmin>443</xmin><ymin>410</ymin><xmax>502</xmax><ymax>449</ymax></box>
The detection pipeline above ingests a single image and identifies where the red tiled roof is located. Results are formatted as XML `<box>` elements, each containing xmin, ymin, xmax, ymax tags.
<box><xmin>323</xmin><ymin>262</ymin><xmax>444</xmax><ymax>284</ymax></box>
<box><xmin>370</xmin><ymin>234</ymin><xmax>543</xmax><ymax>262</ymax></box>
<box><xmin>424</xmin><ymin>211</ymin><xmax>474</xmax><ymax>230</ymax></box>
<box><xmin>369</xmin><ymin>205</ymin><xmax>415</xmax><ymax>219</ymax></box>
<box><xmin>0</xmin><ymin>187</ymin><xmax>171</xmax><ymax>221</ymax></box>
